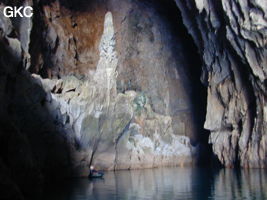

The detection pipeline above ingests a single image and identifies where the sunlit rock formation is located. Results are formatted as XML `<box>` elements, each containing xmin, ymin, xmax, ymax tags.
<box><xmin>32</xmin><ymin>5</ymin><xmax>198</xmax><ymax>173</ymax></box>
<box><xmin>0</xmin><ymin>1</ymin><xmax>201</xmax><ymax>192</ymax></box>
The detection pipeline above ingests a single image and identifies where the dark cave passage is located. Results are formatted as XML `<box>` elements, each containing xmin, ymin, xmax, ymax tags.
<box><xmin>141</xmin><ymin>0</ymin><xmax>213</xmax><ymax>165</ymax></box>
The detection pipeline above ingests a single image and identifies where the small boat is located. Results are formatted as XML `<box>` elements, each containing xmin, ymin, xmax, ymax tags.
<box><xmin>88</xmin><ymin>171</ymin><xmax>104</xmax><ymax>179</ymax></box>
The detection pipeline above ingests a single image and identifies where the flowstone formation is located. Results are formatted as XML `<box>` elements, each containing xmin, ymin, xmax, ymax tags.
<box><xmin>29</xmin><ymin>0</ymin><xmax>202</xmax><ymax>172</ymax></box>
<box><xmin>34</xmin><ymin>11</ymin><xmax>196</xmax><ymax>173</ymax></box>
<box><xmin>0</xmin><ymin>1</ymin><xmax>201</xmax><ymax>191</ymax></box>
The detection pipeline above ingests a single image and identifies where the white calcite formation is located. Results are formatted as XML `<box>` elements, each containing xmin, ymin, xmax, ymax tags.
<box><xmin>32</xmin><ymin>11</ymin><xmax>196</xmax><ymax>174</ymax></box>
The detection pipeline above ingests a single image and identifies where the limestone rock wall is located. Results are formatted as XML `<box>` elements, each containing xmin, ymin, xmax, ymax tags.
<box><xmin>31</xmin><ymin>4</ymin><xmax>198</xmax><ymax>173</ymax></box>
<box><xmin>0</xmin><ymin>0</ymin><xmax>201</xmax><ymax>188</ymax></box>
<box><xmin>0</xmin><ymin>3</ymin><xmax>73</xmax><ymax>199</ymax></box>
<box><xmin>1</xmin><ymin>2</ymin><xmax>266</xmax><ymax>198</ymax></box>
<box><xmin>175</xmin><ymin>0</ymin><xmax>267</xmax><ymax>168</ymax></box>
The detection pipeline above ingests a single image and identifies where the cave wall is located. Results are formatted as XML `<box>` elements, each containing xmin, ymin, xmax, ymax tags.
<box><xmin>29</xmin><ymin>0</ymin><xmax>107</xmax><ymax>77</ymax></box>
<box><xmin>0</xmin><ymin>0</ymin><xmax>267</xmax><ymax>198</ymax></box>
<box><xmin>175</xmin><ymin>0</ymin><xmax>267</xmax><ymax>168</ymax></box>
<box><xmin>0</xmin><ymin>3</ymin><xmax>73</xmax><ymax>199</ymax></box>
<box><xmin>0</xmin><ymin>1</ymin><xmax>267</xmax><ymax>198</ymax></box>
<box><xmin>34</xmin><ymin>0</ymin><xmax>201</xmax><ymax>171</ymax></box>
<box><xmin>0</xmin><ymin>0</ymin><xmax>205</xmax><ymax>192</ymax></box>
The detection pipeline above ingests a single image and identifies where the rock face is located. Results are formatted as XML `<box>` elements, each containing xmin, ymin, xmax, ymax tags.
<box><xmin>29</xmin><ymin>1</ymin><xmax>199</xmax><ymax>173</ymax></box>
<box><xmin>175</xmin><ymin>0</ymin><xmax>267</xmax><ymax>167</ymax></box>
<box><xmin>0</xmin><ymin>0</ymin><xmax>267</xmax><ymax>197</ymax></box>
<box><xmin>0</xmin><ymin>1</ymin><xmax>203</xmax><ymax>194</ymax></box>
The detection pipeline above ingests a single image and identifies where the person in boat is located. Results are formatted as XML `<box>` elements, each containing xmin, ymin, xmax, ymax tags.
<box><xmin>89</xmin><ymin>165</ymin><xmax>97</xmax><ymax>175</ymax></box>
<box><xmin>89</xmin><ymin>165</ymin><xmax>104</xmax><ymax>178</ymax></box>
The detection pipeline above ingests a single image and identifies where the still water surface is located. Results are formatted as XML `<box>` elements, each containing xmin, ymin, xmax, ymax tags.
<box><xmin>45</xmin><ymin>167</ymin><xmax>267</xmax><ymax>200</ymax></box>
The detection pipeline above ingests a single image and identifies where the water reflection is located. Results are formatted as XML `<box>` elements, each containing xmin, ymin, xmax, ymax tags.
<box><xmin>44</xmin><ymin>168</ymin><xmax>267</xmax><ymax>200</ymax></box>
<box><xmin>212</xmin><ymin>169</ymin><xmax>267</xmax><ymax>200</ymax></box>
